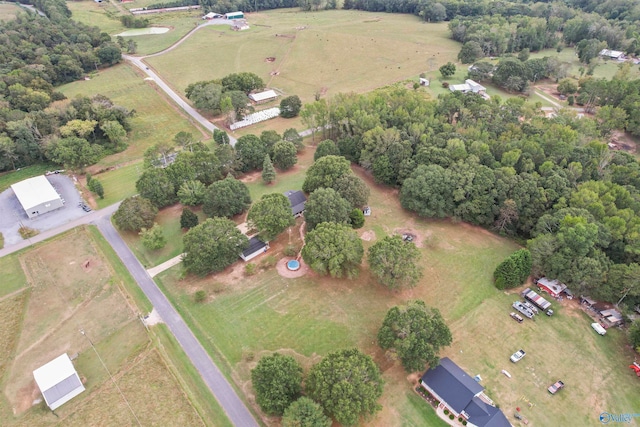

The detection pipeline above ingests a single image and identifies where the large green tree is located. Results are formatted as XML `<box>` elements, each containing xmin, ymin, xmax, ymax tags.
<box><xmin>368</xmin><ymin>235</ymin><xmax>423</xmax><ymax>289</ymax></box>
<box><xmin>439</xmin><ymin>62</ymin><xmax>456</xmax><ymax>78</ymax></box>
<box><xmin>247</xmin><ymin>193</ymin><xmax>295</xmax><ymax>240</ymax></box>
<box><xmin>140</xmin><ymin>223</ymin><xmax>167</xmax><ymax>250</ymax></box>
<box><xmin>182</xmin><ymin>217</ymin><xmax>249</xmax><ymax>276</ymax></box>
<box><xmin>113</xmin><ymin>196</ymin><xmax>158</xmax><ymax>232</ymax></box>
<box><xmin>302</xmin><ymin>155</ymin><xmax>352</xmax><ymax>193</ymax></box>
<box><xmin>262</xmin><ymin>154</ymin><xmax>276</xmax><ymax>184</ymax></box>
<box><xmin>302</xmin><ymin>222</ymin><xmax>364</xmax><ymax>278</ymax></box>
<box><xmin>47</xmin><ymin>136</ymin><xmax>102</xmax><ymax>170</ymax></box>
<box><xmin>282</xmin><ymin>397</ymin><xmax>331</xmax><ymax>427</ymax></box>
<box><xmin>378</xmin><ymin>300</ymin><xmax>452</xmax><ymax>372</ymax></box>
<box><xmin>272</xmin><ymin>140</ymin><xmax>298</xmax><ymax>170</ymax></box>
<box><xmin>177</xmin><ymin>180</ymin><xmax>206</xmax><ymax>206</ymax></box>
<box><xmin>203</xmin><ymin>176</ymin><xmax>251</xmax><ymax>218</ymax></box>
<box><xmin>136</xmin><ymin>167</ymin><xmax>177</xmax><ymax>208</ymax></box>
<box><xmin>251</xmin><ymin>353</ymin><xmax>303</xmax><ymax>416</ymax></box>
<box><xmin>400</xmin><ymin>164</ymin><xmax>454</xmax><ymax>218</ymax></box>
<box><xmin>304</xmin><ymin>188</ymin><xmax>352</xmax><ymax>231</ymax></box>
<box><xmin>306</xmin><ymin>348</ymin><xmax>384</xmax><ymax>426</ymax></box>
<box><xmin>280</xmin><ymin>95</ymin><xmax>302</xmax><ymax>118</ymax></box>
<box><xmin>236</xmin><ymin>134</ymin><xmax>267</xmax><ymax>172</ymax></box>
<box><xmin>493</xmin><ymin>249</ymin><xmax>532</xmax><ymax>290</ymax></box>
<box><xmin>314</xmin><ymin>139</ymin><xmax>340</xmax><ymax>161</ymax></box>
<box><xmin>333</xmin><ymin>174</ymin><xmax>370</xmax><ymax>209</ymax></box>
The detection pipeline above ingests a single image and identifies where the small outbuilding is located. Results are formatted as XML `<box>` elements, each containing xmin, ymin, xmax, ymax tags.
<box><xmin>240</xmin><ymin>236</ymin><xmax>269</xmax><ymax>261</ymax></box>
<box><xmin>536</xmin><ymin>277</ymin><xmax>567</xmax><ymax>298</ymax></box>
<box><xmin>11</xmin><ymin>175</ymin><xmax>64</xmax><ymax>219</ymax></box>
<box><xmin>284</xmin><ymin>190</ymin><xmax>306</xmax><ymax>217</ymax></box>
<box><xmin>249</xmin><ymin>90</ymin><xmax>279</xmax><ymax>104</ymax></box>
<box><xmin>203</xmin><ymin>12</ymin><xmax>223</xmax><ymax>19</ymax></box>
<box><xmin>225</xmin><ymin>11</ymin><xmax>244</xmax><ymax>20</ymax></box>
<box><xmin>33</xmin><ymin>353</ymin><xmax>85</xmax><ymax>411</ymax></box>
<box><xmin>599</xmin><ymin>49</ymin><xmax>624</xmax><ymax>60</ymax></box>
<box><xmin>600</xmin><ymin>308</ymin><xmax>623</xmax><ymax>326</ymax></box>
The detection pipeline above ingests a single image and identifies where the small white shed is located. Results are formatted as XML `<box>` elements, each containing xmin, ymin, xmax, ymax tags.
<box><xmin>33</xmin><ymin>354</ymin><xmax>85</xmax><ymax>410</ymax></box>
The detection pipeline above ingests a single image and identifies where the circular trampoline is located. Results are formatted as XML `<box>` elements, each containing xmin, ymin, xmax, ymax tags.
<box><xmin>287</xmin><ymin>260</ymin><xmax>300</xmax><ymax>271</ymax></box>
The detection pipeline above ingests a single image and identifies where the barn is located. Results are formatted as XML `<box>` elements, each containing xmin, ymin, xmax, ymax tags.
<box><xmin>225</xmin><ymin>11</ymin><xmax>243</xmax><ymax>19</ymax></box>
<box><xmin>536</xmin><ymin>277</ymin><xmax>567</xmax><ymax>298</ymax></box>
<box><xmin>249</xmin><ymin>90</ymin><xmax>279</xmax><ymax>104</ymax></box>
<box><xmin>33</xmin><ymin>354</ymin><xmax>85</xmax><ymax>411</ymax></box>
<box><xmin>11</xmin><ymin>175</ymin><xmax>64</xmax><ymax>219</ymax></box>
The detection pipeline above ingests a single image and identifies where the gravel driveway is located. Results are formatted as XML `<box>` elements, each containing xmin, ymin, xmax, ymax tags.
<box><xmin>0</xmin><ymin>174</ymin><xmax>91</xmax><ymax>247</ymax></box>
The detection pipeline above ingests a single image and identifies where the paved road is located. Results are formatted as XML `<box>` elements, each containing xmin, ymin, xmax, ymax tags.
<box><xmin>95</xmin><ymin>216</ymin><xmax>258</xmax><ymax>427</ymax></box>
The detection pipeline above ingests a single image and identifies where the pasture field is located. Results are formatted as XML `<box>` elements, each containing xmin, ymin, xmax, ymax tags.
<box><xmin>0</xmin><ymin>227</ymin><xmax>224</xmax><ymax>426</ymax></box>
<box><xmin>67</xmin><ymin>0</ymin><xmax>126</xmax><ymax>35</ymax></box>
<box><xmin>0</xmin><ymin>2</ymin><xmax>23</xmax><ymax>21</ymax></box>
<box><xmin>152</xmin><ymin>145</ymin><xmax>640</xmax><ymax>426</ymax></box>
<box><xmin>146</xmin><ymin>9</ymin><xmax>459</xmax><ymax>103</ymax></box>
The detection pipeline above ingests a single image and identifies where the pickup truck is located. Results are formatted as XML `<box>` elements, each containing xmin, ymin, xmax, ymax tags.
<box><xmin>548</xmin><ymin>380</ymin><xmax>565</xmax><ymax>394</ymax></box>
<box><xmin>510</xmin><ymin>349</ymin><xmax>526</xmax><ymax>363</ymax></box>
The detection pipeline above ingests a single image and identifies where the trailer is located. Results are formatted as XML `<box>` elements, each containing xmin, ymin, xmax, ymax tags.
<box><xmin>513</xmin><ymin>301</ymin><xmax>534</xmax><ymax>319</ymax></box>
<box><xmin>522</xmin><ymin>288</ymin><xmax>552</xmax><ymax>311</ymax></box>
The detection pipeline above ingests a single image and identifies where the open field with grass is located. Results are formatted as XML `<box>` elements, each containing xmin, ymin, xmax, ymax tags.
<box><xmin>0</xmin><ymin>2</ymin><xmax>23</xmax><ymax>21</ymax></box>
<box><xmin>0</xmin><ymin>228</ymin><xmax>212</xmax><ymax>426</ymax></box>
<box><xmin>146</xmin><ymin>9</ymin><xmax>459</xmax><ymax>103</ymax></box>
<box><xmin>150</xmin><ymin>141</ymin><xmax>640</xmax><ymax>426</ymax></box>
<box><xmin>0</xmin><ymin>164</ymin><xmax>57</xmax><ymax>194</ymax></box>
<box><xmin>67</xmin><ymin>0</ymin><xmax>126</xmax><ymax>35</ymax></box>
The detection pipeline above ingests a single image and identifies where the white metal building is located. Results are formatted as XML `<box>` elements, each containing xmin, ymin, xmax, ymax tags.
<box><xmin>33</xmin><ymin>354</ymin><xmax>85</xmax><ymax>410</ymax></box>
<box><xmin>11</xmin><ymin>175</ymin><xmax>64</xmax><ymax>219</ymax></box>
<box><xmin>248</xmin><ymin>90</ymin><xmax>279</xmax><ymax>104</ymax></box>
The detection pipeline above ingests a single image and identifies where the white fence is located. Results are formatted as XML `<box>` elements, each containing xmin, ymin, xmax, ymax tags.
<box><xmin>230</xmin><ymin>107</ymin><xmax>280</xmax><ymax>130</ymax></box>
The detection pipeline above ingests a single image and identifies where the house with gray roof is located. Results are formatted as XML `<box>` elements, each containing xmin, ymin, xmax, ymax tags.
<box><xmin>420</xmin><ymin>357</ymin><xmax>511</xmax><ymax>427</ymax></box>
<box><xmin>284</xmin><ymin>190</ymin><xmax>306</xmax><ymax>217</ymax></box>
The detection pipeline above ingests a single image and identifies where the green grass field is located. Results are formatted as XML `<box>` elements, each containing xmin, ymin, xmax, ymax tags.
<box><xmin>0</xmin><ymin>164</ymin><xmax>57</xmax><ymax>193</ymax></box>
<box><xmin>67</xmin><ymin>0</ymin><xmax>126</xmax><ymax>35</ymax></box>
<box><xmin>150</xmin><ymin>142</ymin><xmax>640</xmax><ymax>426</ymax></box>
<box><xmin>146</xmin><ymin>9</ymin><xmax>459</xmax><ymax>103</ymax></box>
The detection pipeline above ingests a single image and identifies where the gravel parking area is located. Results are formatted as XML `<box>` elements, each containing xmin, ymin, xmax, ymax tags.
<box><xmin>0</xmin><ymin>174</ymin><xmax>91</xmax><ymax>247</ymax></box>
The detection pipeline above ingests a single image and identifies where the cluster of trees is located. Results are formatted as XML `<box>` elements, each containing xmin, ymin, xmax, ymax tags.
<box><xmin>296</xmin><ymin>86</ymin><xmax>640</xmax><ymax>310</ymax></box>
<box><xmin>0</xmin><ymin>1</ymin><xmax>129</xmax><ymax>172</ymax></box>
<box><xmin>185</xmin><ymin>72</ymin><xmax>264</xmax><ymax>120</ymax></box>
<box><xmin>0</xmin><ymin>95</ymin><xmax>132</xmax><ymax>172</ymax></box>
<box><xmin>235</xmin><ymin>131</ymin><xmax>300</xmax><ymax>174</ymax></box>
<box><xmin>251</xmin><ymin>301</ymin><xmax>450</xmax><ymax>424</ymax></box>
<box><xmin>252</xmin><ymin>349</ymin><xmax>380</xmax><ymax>426</ymax></box>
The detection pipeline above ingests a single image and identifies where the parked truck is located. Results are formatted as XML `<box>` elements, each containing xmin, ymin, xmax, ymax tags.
<box><xmin>522</xmin><ymin>288</ymin><xmax>551</xmax><ymax>311</ymax></box>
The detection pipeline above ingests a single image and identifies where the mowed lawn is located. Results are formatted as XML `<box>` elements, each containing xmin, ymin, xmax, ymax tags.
<box><xmin>0</xmin><ymin>228</ymin><xmax>206</xmax><ymax>426</ymax></box>
<box><xmin>153</xmin><ymin>144</ymin><xmax>640</xmax><ymax>425</ymax></box>
<box><xmin>146</xmin><ymin>9</ymin><xmax>459</xmax><ymax>103</ymax></box>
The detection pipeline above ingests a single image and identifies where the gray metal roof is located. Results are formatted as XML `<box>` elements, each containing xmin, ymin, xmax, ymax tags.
<box><xmin>465</xmin><ymin>396</ymin><xmax>511</xmax><ymax>427</ymax></box>
<box><xmin>242</xmin><ymin>236</ymin><xmax>267</xmax><ymax>257</ymax></box>
<box><xmin>284</xmin><ymin>190</ymin><xmax>306</xmax><ymax>215</ymax></box>
<box><xmin>42</xmin><ymin>374</ymin><xmax>84</xmax><ymax>410</ymax></box>
<box><xmin>421</xmin><ymin>357</ymin><xmax>483</xmax><ymax>413</ymax></box>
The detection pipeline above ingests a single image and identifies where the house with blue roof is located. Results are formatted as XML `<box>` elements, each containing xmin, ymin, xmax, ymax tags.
<box><xmin>420</xmin><ymin>357</ymin><xmax>511</xmax><ymax>427</ymax></box>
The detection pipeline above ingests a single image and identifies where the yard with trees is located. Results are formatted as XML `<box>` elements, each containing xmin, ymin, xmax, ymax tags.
<box><xmin>301</xmin><ymin>222</ymin><xmax>364</xmax><ymax>278</ymax></box>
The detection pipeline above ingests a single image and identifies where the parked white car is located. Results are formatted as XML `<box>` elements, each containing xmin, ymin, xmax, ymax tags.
<box><xmin>510</xmin><ymin>349</ymin><xmax>526</xmax><ymax>363</ymax></box>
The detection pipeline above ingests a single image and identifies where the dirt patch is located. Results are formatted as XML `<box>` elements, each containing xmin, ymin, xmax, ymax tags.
<box><xmin>239</xmin><ymin>171</ymin><xmax>261</xmax><ymax>183</ymax></box>
<box><xmin>14</xmin><ymin>379</ymin><xmax>39</xmax><ymax>414</ymax></box>
<box><xmin>393</xmin><ymin>227</ymin><xmax>427</xmax><ymax>248</ymax></box>
<box><xmin>609</xmin><ymin>130</ymin><xmax>637</xmax><ymax>154</ymax></box>
<box><xmin>144</xmin><ymin>308</ymin><xmax>164</xmax><ymax>326</ymax></box>
<box><xmin>360</xmin><ymin>230</ymin><xmax>376</xmax><ymax>241</ymax></box>
<box><xmin>275</xmin><ymin>257</ymin><xmax>309</xmax><ymax>278</ymax></box>
<box><xmin>265</xmin><ymin>57</ymin><xmax>276</xmax><ymax>62</ymax></box>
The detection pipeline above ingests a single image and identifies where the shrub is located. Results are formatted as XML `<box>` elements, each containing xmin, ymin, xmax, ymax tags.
<box><xmin>260</xmin><ymin>255</ymin><xmax>277</xmax><ymax>268</ymax></box>
<box><xmin>18</xmin><ymin>226</ymin><xmax>39</xmax><ymax>239</ymax></box>
<box><xmin>284</xmin><ymin>244</ymin><xmax>297</xmax><ymax>257</ymax></box>
<box><xmin>494</xmin><ymin>249</ymin><xmax>531</xmax><ymax>290</ymax></box>
<box><xmin>458</xmin><ymin>417</ymin><xmax>463</xmax><ymax>422</ymax></box>
<box><xmin>245</xmin><ymin>263</ymin><xmax>257</xmax><ymax>276</ymax></box>
<box><xmin>194</xmin><ymin>290</ymin><xmax>206</xmax><ymax>303</ymax></box>
<box><xmin>444</xmin><ymin>409</ymin><xmax>449</xmax><ymax>415</ymax></box>
<box><xmin>449</xmin><ymin>414</ymin><xmax>455</xmax><ymax>420</ymax></box>
<box><xmin>463</xmin><ymin>420</ymin><xmax>468</xmax><ymax>426</ymax></box>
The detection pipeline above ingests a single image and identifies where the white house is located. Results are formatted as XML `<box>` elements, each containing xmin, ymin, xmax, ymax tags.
<box><xmin>599</xmin><ymin>49</ymin><xmax>624</xmax><ymax>60</ymax></box>
<box><xmin>449</xmin><ymin>79</ymin><xmax>486</xmax><ymax>94</ymax></box>
<box><xmin>11</xmin><ymin>175</ymin><xmax>64</xmax><ymax>219</ymax></box>
<box><xmin>33</xmin><ymin>354</ymin><xmax>85</xmax><ymax>411</ymax></box>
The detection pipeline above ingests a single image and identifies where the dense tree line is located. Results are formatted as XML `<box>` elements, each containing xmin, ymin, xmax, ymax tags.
<box><xmin>299</xmin><ymin>87</ymin><xmax>640</xmax><ymax>310</ymax></box>
<box><xmin>0</xmin><ymin>1</ymin><xmax>126</xmax><ymax>171</ymax></box>
<box><xmin>185</xmin><ymin>72</ymin><xmax>264</xmax><ymax>119</ymax></box>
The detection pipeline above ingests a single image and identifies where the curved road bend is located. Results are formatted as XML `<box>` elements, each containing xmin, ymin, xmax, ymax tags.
<box><xmin>96</xmin><ymin>216</ymin><xmax>259</xmax><ymax>427</ymax></box>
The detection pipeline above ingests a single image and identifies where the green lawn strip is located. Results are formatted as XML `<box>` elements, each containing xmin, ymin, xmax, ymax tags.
<box><xmin>127</xmin><ymin>12</ymin><xmax>203</xmax><ymax>55</ymax></box>
<box><xmin>151</xmin><ymin>324</ymin><xmax>234</xmax><ymax>427</ymax></box>
<box><xmin>58</xmin><ymin>63</ymin><xmax>204</xmax><ymax>168</ymax></box>
<box><xmin>86</xmin><ymin>225</ymin><xmax>153</xmax><ymax>313</ymax></box>
<box><xmin>0</xmin><ymin>164</ymin><xmax>57</xmax><ymax>193</ymax></box>
<box><xmin>0</xmin><ymin>254</ymin><xmax>28</xmax><ymax>298</ymax></box>
<box><xmin>93</xmin><ymin>162</ymin><xmax>140</xmax><ymax>209</ymax></box>
<box><xmin>121</xmin><ymin>205</ymin><xmax>186</xmax><ymax>268</ymax></box>
<box><xmin>403</xmin><ymin>392</ymin><xmax>449</xmax><ymax>426</ymax></box>
<box><xmin>153</xmin><ymin>270</ymin><xmax>265</xmax><ymax>422</ymax></box>
<box><xmin>87</xmin><ymin>225</ymin><xmax>233</xmax><ymax>425</ymax></box>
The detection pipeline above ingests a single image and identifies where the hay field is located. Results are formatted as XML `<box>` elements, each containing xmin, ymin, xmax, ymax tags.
<box><xmin>146</xmin><ymin>9</ymin><xmax>459</xmax><ymax>102</ymax></box>
<box><xmin>0</xmin><ymin>228</ymin><xmax>204</xmax><ymax>426</ymax></box>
